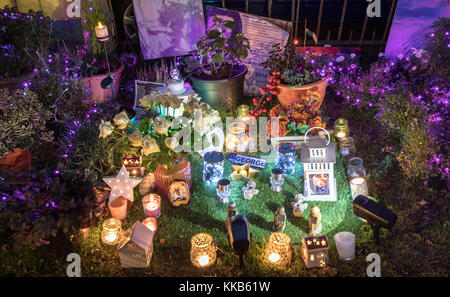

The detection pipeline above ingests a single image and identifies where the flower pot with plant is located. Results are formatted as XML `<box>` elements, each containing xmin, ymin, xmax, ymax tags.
<box><xmin>185</xmin><ymin>16</ymin><xmax>250</xmax><ymax>110</ymax></box>
<box><xmin>258</xmin><ymin>42</ymin><xmax>331</xmax><ymax>113</ymax></box>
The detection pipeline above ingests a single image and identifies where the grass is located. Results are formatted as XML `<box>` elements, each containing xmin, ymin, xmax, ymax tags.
<box><xmin>0</xmin><ymin>92</ymin><xmax>448</xmax><ymax>277</ymax></box>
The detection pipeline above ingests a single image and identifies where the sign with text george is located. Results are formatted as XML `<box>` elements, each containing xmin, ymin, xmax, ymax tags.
<box><xmin>228</xmin><ymin>153</ymin><xmax>267</xmax><ymax>169</ymax></box>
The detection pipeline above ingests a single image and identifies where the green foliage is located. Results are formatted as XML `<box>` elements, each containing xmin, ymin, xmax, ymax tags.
<box><xmin>0</xmin><ymin>89</ymin><xmax>53</xmax><ymax>158</ymax></box>
<box><xmin>0</xmin><ymin>6</ymin><xmax>52</xmax><ymax>79</ymax></box>
<box><xmin>187</xmin><ymin>16</ymin><xmax>250</xmax><ymax>79</ymax></box>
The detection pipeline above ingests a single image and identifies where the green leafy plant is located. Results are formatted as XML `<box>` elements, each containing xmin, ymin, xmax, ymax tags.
<box><xmin>0</xmin><ymin>89</ymin><xmax>54</xmax><ymax>158</ymax></box>
<box><xmin>185</xmin><ymin>16</ymin><xmax>250</xmax><ymax>79</ymax></box>
<box><xmin>0</xmin><ymin>6</ymin><xmax>52</xmax><ymax>79</ymax></box>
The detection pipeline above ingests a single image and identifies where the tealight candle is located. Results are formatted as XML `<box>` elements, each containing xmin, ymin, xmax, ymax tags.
<box><xmin>264</xmin><ymin>232</ymin><xmax>292</xmax><ymax>266</ymax></box>
<box><xmin>190</xmin><ymin>233</ymin><xmax>216</xmax><ymax>268</ymax></box>
<box><xmin>142</xmin><ymin>217</ymin><xmax>157</xmax><ymax>232</ymax></box>
<box><xmin>350</xmin><ymin>176</ymin><xmax>369</xmax><ymax>199</ymax></box>
<box><xmin>334</xmin><ymin>118</ymin><xmax>350</xmax><ymax>140</ymax></box>
<box><xmin>142</xmin><ymin>194</ymin><xmax>161</xmax><ymax>218</ymax></box>
<box><xmin>95</xmin><ymin>22</ymin><xmax>109</xmax><ymax>42</ymax></box>
<box><xmin>334</xmin><ymin>232</ymin><xmax>356</xmax><ymax>261</ymax></box>
<box><xmin>101</xmin><ymin>218</ymin><xmax>122</xmax><ymax>246</ymax></box>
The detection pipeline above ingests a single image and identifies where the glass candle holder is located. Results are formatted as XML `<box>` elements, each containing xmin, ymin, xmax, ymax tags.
<box><xmin>108</xmin><ymin>196</ymin><xmax>128</xmax><ymax>220</ymax></box>
<box><xmin>101</xmin><ymin>218</ymin><xmax>122</xmax><ymax>246</ymax></box>
<box><xmin>167</xmin><ymin>69</ymin><xmax>186</xmax><ymax>95</ymax></box>
<box><xmin>334</xmin><ymin>118</ymin><xmax>350</xmax><ymax>141</ymax></box>
<box><xmin>142</xmin><ymin>194</ymin><xmax>161</xmax><ymax>218</ymax></box>
<box><xmin>276</xmin><ymin>142</ymin><xmax>296</xmax><ymax>175</ymax></box>
<box><xmin>217</xmin><ymin>179</ymin><xmax>231</xmax><ymax>204</ymax></box>
<box><xmin>349</xmin><ymin>176</ymin><xmax>369</xmax><ymax>199</ymax></box>
<box><xmin>347</xmin><ymin>157</ymin><xmax>366</xmax><ymax>178</ymax></box>
<box><xmin>338</xmin><ymin>137</ymin><xmax>356</xmax><ymax>159</ymax></box>
<box><xmin>225</xmin><ymin>122</ymin><xmax>249</xmax><ymax>152</ymax></box>
<box><xmin>203</xmin><ymin>151</ymin><xmax>225</xmax><ymax>186</ymax></box>
<box><xmin>270</xmin><ymin>168</ymin><xmax>284</xmax><ymax>192</ymax></box>
<box><xmin>142</xmin><ymin>217</ymin><xmax>157</xmax><ymax>232</ymax></box>
<box><xmin>334</xmin><ymin>232</ymin><xmax>355</xmax><ymax>261</ymax></box>
<box><xmin>190</xmin><ymin>233</ymin><xmax>217</xmax><ymax>268</ymax></box>
<box><xmin>264</xmin><ymin>232</ymin><xmax>292</xmax><ymax>266</ymax></box>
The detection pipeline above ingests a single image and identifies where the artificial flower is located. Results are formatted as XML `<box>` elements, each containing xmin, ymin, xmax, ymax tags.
<box><xmin>139</xmin><ymin>94</ymin><xmax>157</xmax><ymax>109</ymax></box>
<box><xmin>165</xmin><ymin>131</ymin><xmax>180</xmax><ymax>150</ymax></box>
<box><xmin>153</xmin><ymin>116</ymin><xmax>172</xmax><ymax>136</ymax></box>
<box><xmin>113</xmin><ymin>110</ymin><xmax>130</xmax><ymax>129</ymax></box>
<box><xmin>169</xmin><ymin>94</ymin><xmax>183</xmax><ymax>109</ymax></box>
<box><xmin>128</xmin><ymin>129</ymin><xmax>143</xmax><ymax>147</ymax></box>
<box><xmin>142</xmin><ymin>135</ymin><xmax>160</xmax><ymax>156</ymax></box>
<box><xmin>98</xmin><ymin>120</ymin><xmax>114</xmax><ymax>138</ymax></box>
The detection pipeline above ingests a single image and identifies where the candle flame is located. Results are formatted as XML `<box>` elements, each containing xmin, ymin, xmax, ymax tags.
<box><xmin>98</xmin><ymin>22</ymin><xmax>103</xmax><ymax>29</ymax></box>
<box><xmin>197</xmin><ymin>255</ymin><xmax>211</xmax><ymax>266</ymax></box>
<box><xmin>268</xmin><ymin>252</ymin><xmax>281</xmax><ymax>263</ymax></box>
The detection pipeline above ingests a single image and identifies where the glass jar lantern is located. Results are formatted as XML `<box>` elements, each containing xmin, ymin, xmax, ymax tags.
<box><xmin>270</xmin><ymin>168</ymin><xmax>284</xmax><ymax>192</ymax></box>
<box><xmin>101</xmin><ymin>218</ymin><xmax>123</xmax><ymax>246</ymax></box>
<box><xmin>347</xmin><ymin>157</ymin><xmax>366</xmax><ymax>178</ymax></box>
<box><xmin>334</xmin><ymin>118</ymin><xmax>350</xmax><ymax>141</ymax></box>
<box><xmin>338</xmin><ymin>137</ymin><xmax>356</xmax><ymax>159</ymax></box>
<box><xmin>349</xmin><ymin>176</ymin><xmax>369</xmax><ymax>199</ymax></box>
<box><xmin>276</xmin><ymin>142</ymin><xmax>296</xmax><ymax>175</ymax></box>
<box><xmin>217</xmin><ymin>178</ymin><xmax>231</xmax><ymax>204</ymax></box>
<box><xmin>190</xmin><ymin>233</ymin><xmax>217</xmax><ymax>268</ymax></box>
<box><xmin>203</xmin><ymin>151</ymin><xmax>225</xmax><ymax>186</ymax></box>
<box><xmin>142</xmin><ymin>217</ymin><xmax>157</xmax><ymax>232</ymax></box>
<box><xmin>264</xmin><ymin>232</ymin><xmax>292</xmax><ymax>266</ymax></box>
<box><xmin>225</xmin><ymin>122</ymin><xmax>249</xmax><ymax>152</ymax></box>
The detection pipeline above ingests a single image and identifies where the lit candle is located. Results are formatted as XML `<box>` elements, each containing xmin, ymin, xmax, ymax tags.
<box><xmin>190</xmin><ymin>233</ymin><xmax>216</xmax><ymax>268</ymax></box>
<box><xmin>264</xmin><ymin>232</ymin><xmax>291</xmax><ymax>266</ymax></box>
<box><xmin>142</xmin><ymin>194</ymin><xmax>161</xmax><ymax>218</ymax></box>
<box><xmin>349</xmin><ymin>176</ymin><xmax>369</xmax><ymax>199</ymax></box>
<box><xmin>142</xmin><ymin>217</ymin><xmax>157</xmax><ymax>232</ymax></box>
<box><xmin>101</xmin><ymin>218</ymin><xmax>122</xmax><ymax>246</ymax></box>
<box><xmin>333</xmin><ymin>118</ymin><xmax>350</xmax><ymax>140</ymax></box>
<box><xmin>95</xmin><ymin>22</ymin><xmax>109</xmax><ymax>42</ymax></box>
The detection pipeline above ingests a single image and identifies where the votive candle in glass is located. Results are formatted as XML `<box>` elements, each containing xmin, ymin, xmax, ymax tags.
<box><xmin>142</xmin><ymin>217</ymin><xmax>157</xmax><ymax>232</ymax></box>
<box><xmin>349</xmin><ymin>176</ymin><xmax>369</xmax><ymax>199</ymax></box>
<box><xmin>108</xmin><ymin>196</ymin><xmax>128</xmax><ymax>220</ymax></box>
<box><xmin>142</xmin><ymin>194</ymin><xmax>161</xmax><ymax>218</ymax></box>
<box><xmin>334</xmin><ymin>118</ymin><xmax>350</xmax><ymax>141</ymax></box>
<box><xmin>95</xmin><ymin>22</ymin><xmax>109</xmax><ymax>42</ymax></box>
<box><xmin>347</xmin><ymin>157</ymin><xmax>366</xmax><ymax>178</ymax></box>
<box><xmin>334</xmin><ymin>232</ymin><xmax>356</xmax><ymax>261</ymax></box>
<box><xmin>101</xmin><ymin>218</ymin><xmax>122</xmax><ymax>246</ymax></box>
<box><xmin>190</xmin><ymin>233</ymin><xmax>217</xmax><ymax>268</ymax></box>
<box><xmin>276</xmin><ymin>142</ymin><xmax>296</xmax><ymax>175</ymax></box>
<box><xmin>338</xmin><ymin>136</ymin><xmax>356</xmax><ymax>159</ymax></box>
<box><xmin>203</xmin><ymin>151</ymin><xmax>225</xmax><ymax>186</ymax></box>
<box><xmin>264</xmin><ymin>232</ymin><xmax>292</xmax><ymax>266</ymax></box>
<box><xmin>225</xmin><ymin>122</ymin><xmax>249</xmax><ymax>152</ymax></box>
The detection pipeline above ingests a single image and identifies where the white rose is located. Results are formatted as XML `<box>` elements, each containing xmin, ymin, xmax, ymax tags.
<box><xmin>98</xmin><ymin>120</ymin><xmax>114</xmax><ymax>138</ymax></box>
<box><xmin>113</xmin><ymin>111</ymin><xmax>130</xmax><ymax>129</ymax></box>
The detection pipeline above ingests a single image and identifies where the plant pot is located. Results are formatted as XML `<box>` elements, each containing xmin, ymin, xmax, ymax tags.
<box><xmin>83</xmin><ymin>63</ymin><xmax>125</xmax><ymax>104</ymax></box>
<box><xmin>154</xmin><ymin>156</ymin><xmax>192</xmax><ymax>199</ymax></box>
<box><xmin>277</xmin><ymin>75</ymin><xmax>331</xmax><ymax>112</ymax></box>
<box><xmin>190</xmin><ymin>65</ymin><xmax>247</xmax><ymax>110</ymax></box>
<box><xmin>0</xmin><ymin>148</ymin><xmax>31</xmax><ymax>172</ymax></box>
<box><xmin>0</xmin><ymin>70</ymin><xmax>37</xmax><ymax>90</ymax></box>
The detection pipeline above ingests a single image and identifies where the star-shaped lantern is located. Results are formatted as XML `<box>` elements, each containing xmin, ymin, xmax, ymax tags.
<box><xmin>230</xmin><ymin>163</ymin><xmax>259</xmax><ymax>182</ymax></box>
<box><xmin>103</xmin><ymin>165</ymin><xmax>142</xmax><ymax>202</ymax></box>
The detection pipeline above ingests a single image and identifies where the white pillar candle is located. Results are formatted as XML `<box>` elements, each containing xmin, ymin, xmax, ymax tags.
<box><xmin>95</xmin><ymin>22</ymin><xmax>109</xmax><ymax>41</ymax></box>
<box><xmin>108</xmin><ymin>196</ymin><xmax>128</xmax><ymax>220</ymax></box>
<box><xmin>334</xmin><ymin>232</ymin><xmax>356</xmax><ymax>261</ymax></box>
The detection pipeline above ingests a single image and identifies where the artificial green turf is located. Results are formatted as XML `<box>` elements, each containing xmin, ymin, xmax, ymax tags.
<box><xmin>71</xmin><ymin>147</ymin><xmax>363</xmax><ymax>276</ymax></box>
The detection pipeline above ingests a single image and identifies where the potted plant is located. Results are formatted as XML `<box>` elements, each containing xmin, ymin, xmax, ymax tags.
<box><xmin>0</xmin><ymin>6</ymin><xmax>52</xmax><ymax>89</ymax></box>
<box><xmin>185</xmin><ymin>16</ymin><xmax>250</xmax><ymax>110</ymax></box>
<box><xmin>0</xmin><ymin>89</ymin><xmax>54</xmax><ymax>172</ymax></box>
<box><xmin>257</xmin><ymin>42</ymin><xmax>331</xmax><ymax>113</ymax></box>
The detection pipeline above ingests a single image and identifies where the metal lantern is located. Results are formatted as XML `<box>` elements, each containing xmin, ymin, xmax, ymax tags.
<box><xmin>264</xmin><ymin>232</ymin><xmax>292</xmax><ymax>266</ymax></box>
<box><xmin>333</xmin><ymin>118</ymin><xmax>350</xmax><ymax>141</ymax></box>
<box><xmin>276</xmin><ymin>142</ymin><xmax>296</xmax><ymax>175</ymax></box>
<box><xmin>203</xmin><ymin>151</ymin><xmax>225</xmax><ymax>186</ymax></box>
<box><xmin>190</xmin><ymin>233</ymin><xmax>217</xmax><ymax>268</ymax></box>
<box><xmin>101</xmin><ymin>218</ymin><xmax>123</xmax><ymax>246</ymax></box>
<box><xmin>225</xmin><ymin>122</ymin><xmax>249</xmax><ymax>152</ymax></box>
<box><xmin>300</xmin><ymin>127</ymin><xmax>337</xmax><ymax>201</ymax></box>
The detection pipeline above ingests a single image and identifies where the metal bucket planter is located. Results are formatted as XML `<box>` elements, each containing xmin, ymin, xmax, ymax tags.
<box><xmin>83</xmin><ymin>63</ymin><xmax>124</xmax><ymax>104</ymax></box>
<box><xmin>190</xmin><ymin>65</ymin><xmax>247</xmax><ymax>110</ymax></box>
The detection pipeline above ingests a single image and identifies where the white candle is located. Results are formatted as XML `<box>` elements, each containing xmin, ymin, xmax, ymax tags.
<box><xmin>334</xmin><ymin>232</ymin><xmax>355</xmax><ymax>261</ymax></box>
<box><xmin>350</xmin><ymin>177</ymin><xmax>368</xmax><ymax>199</ymax></box>
<box><xmin>95</xmin><ymin>22</ymin><xmax>109</xmax><ymax>41</ymax></box>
